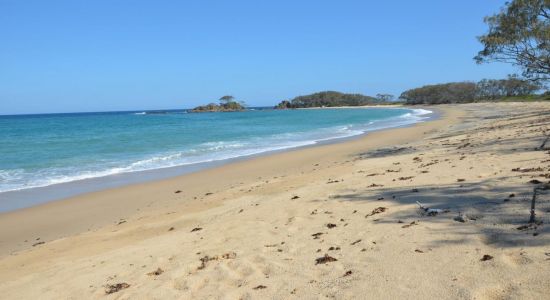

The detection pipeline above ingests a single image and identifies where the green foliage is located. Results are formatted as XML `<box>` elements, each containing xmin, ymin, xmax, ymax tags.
<box><xmin>221</xmin><ymin>101</ymin><xmax>244</xmax><ymax>110</ymax></box>
<box><xmin>191</xmin><ymin>103</ymin><xmax>220</xmax><ymax>112</ymax></box>
<box><xmin>219</xmin><ymin>95</ymin><xmax>235</xmax><ymax>104</ymax></box>
<box><xmin>476</xmin><ymin>75</ymin><xmax>541</xmax><ymax>99</ymax></box>
<box><xmin>375</xmin><ymin>94</ymin><xmax>395</xmax><ymax>102</ymax></box>
<box><xmin>400</xmin><ymin>77</ymin><xmax>544</xmax><ymax>104</ymax></box>
<box><xmin>475</xmin><ymin>0</ymin><xmax>550</xmax><ymax>82</ymax></box>
<box><xmin>275</xmin><ymin>100</ymin><xmax>293</xmax><ymax>109</ymax></box>
<box><xmin>275</xmin><ymin>91</ymin><xmax>382</xmax><ymax>108</ymax></box>
<box><xmin>399</xmin><ymin>82</ymin><xmax>477</xmax><ymax>105</ymax></box>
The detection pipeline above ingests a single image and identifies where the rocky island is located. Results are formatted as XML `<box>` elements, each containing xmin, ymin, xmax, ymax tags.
<box><xmin>191</xmin><ymin>95</ymin><xmax>246</xmax><ymax>112</ymax></box>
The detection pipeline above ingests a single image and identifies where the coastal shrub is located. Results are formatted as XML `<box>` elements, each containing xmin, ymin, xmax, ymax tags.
<box><xmin>399</xmin><ymin>82</ymin><xmax>477</xmax><ymax>105</ymax></box>
<box><xmin>476</xmin><ymin>75</ymin><xmax>541</xmax><ymax>100</ymax></box>
<box><xmin>275</xmin><ymin>91</ymin><xmax>382</xmax><ymax>108</ymax></box>
<box><xmin>401</xmin><ymin>76</ymin><xmax>543</xmax><ymax>104</ymax></box>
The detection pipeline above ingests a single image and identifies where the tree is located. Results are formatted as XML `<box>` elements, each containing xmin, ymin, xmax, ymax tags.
<box><xmin>402</xmin><ymin>77</ymin><xmax>541</xmax><ymax>104</ymax></box>
<box><xmin>399</xmin><ymin>82</ymin><xmax>477</xmax><ymax>105</ymax></box>
<box><xmin>475</xmin><ymin>75</ymin><xmax>541</xmax><ymax>99</ymax></box>
<box><xmin>501</xmin><ymin>74</ymin><xmax>541</xmax><ymax>95</ymax></box>
<box><xmin>476</xmin><ymin>79</ymin><xmax>505</xmax><ymax>100</ymax></box>
<box><xmin>375</xmin><ymin>94</ymin><xmax>395</xmax><ymax>102</ymax></box>
<box><xmin>219</xmin><ymin>95</ymin><xmax>235</xmax><ymax>104</ymax></box>
<box><xmin>275</xmin><ymin>91</ymin><xmax>379</xmax><ymax>108</ymax></box>
<box><xmin>275</xmin><ymin>100</ymin><xmax>292</xmax><ymax>109</ymax></box>
<box><xmin>475</xmin><ymin>0</ymin><xmax>550</xmax><ymax>82</ymax></box>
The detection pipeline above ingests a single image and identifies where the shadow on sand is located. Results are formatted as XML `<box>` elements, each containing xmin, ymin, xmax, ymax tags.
<box><xmin>333</xmin><ymin>177</ymin><xmax>550</xmax><ymax>249</ymax></box>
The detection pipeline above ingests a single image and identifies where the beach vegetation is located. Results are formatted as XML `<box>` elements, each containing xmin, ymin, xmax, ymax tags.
<box><xmin>219</xmin><ymin>95</ymin><xmax>235</xmax><ymax>104</ymax></box>
<box><xmin>274</xmin><ymin>91</ymin><xmax>388</xmax><ymax>109</ymax></box>
<box><xmin>375</xmin><ymin>94</ymin><xmax>395</xmax><ymax>102</ymax></box>
<box><xmin>476</xmin><ymin>74</ymin><xmax>542</xmax><ymax>99</ymax></box>
<box><xmin>399</xmin><ymin>82</ymin><xmax>477</xmax><ymax>105</ymax></box>
<box><xmin>475</xmin><ymin>0</ymin><xmax>549</xmax><ymax>82</ymax></box>
<box><xmin>400</xmin><ymin>76</ymin><xmax>544</xmax><ymax>104</ymax></box>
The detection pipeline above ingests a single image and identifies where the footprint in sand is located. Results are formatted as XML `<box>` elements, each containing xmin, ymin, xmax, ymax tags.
<box><xmin>501</xmin><ymin>251</ymin><xmax>533</xmax><ymax>267</ymax></box>
<box><xmin>473</xmin><ymin>284</ymin><xmax>519</xmax><ymax>300</ymax></box>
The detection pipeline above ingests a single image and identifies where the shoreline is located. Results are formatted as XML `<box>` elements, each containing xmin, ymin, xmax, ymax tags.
<box><xmin>0</xmin><ymin>106</ymin><xmax>435</xmax><ymax>213</ymax></box>
<box><xmin>0</xmin><ymin>105</ymin><xmax>448</xmax><ymax>256</ymax></box>
<box><xmin>1</xmin><ymin>102</ymin><xmax>550</xmax><ymax>299</ymax></box>
<box><xmin>295</xmin><ymin>104</ymin><xmax>404</xmax><ymax>109</ymax></box>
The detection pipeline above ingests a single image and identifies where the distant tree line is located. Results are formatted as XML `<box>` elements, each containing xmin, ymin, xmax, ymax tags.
<box><xmin>476</xmin><ymin>75</ymin><xmax>542</xmax><ymax>99</ymax></box>
<box><xmin>400</xmin><ymin>76</ymin><xmax>544</xmax><ymax>105</ymax></box>
<box><xmin>399</xmin><ymin>82</ymin><xmax>476</xmax><ymax>105</ymax></box>
<box><xmin>375</xmin><ymin>93</ymin><xmax>395</xmax><ymax>102</ymax></box>
<box><xmin>275</xmin><ymin>91</ymin><xmax>384</xmax><ymax>109</ymax></box>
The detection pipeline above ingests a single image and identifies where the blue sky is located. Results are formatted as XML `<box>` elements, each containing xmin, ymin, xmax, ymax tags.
<box><xmin>1</xmin><ymin>0</ymin><xmax>515</xmax><ymax>114</ymax></box>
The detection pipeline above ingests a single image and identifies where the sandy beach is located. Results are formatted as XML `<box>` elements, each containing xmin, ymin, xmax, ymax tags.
<box><xmin>1</xmin><ymin>102</ymin><xmax>549</xmax><ymax>299</ymax></box>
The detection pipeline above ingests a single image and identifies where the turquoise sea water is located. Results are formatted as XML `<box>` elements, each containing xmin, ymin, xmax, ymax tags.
<box><xmin>0</xmin><ymin>107</ymin><xmax>431</xmax><ymax>194</ymax></box>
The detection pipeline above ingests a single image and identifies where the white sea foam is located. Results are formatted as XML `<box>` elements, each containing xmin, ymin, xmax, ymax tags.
<box><xmin>0</xmin><ymin>108</ymin><xmax>433</xmax><ymax>193</ymax></box>
<box><xmin>411</xmin><ymin>108</ymin><xmax>433</xmax><ymax>116</ymax></box>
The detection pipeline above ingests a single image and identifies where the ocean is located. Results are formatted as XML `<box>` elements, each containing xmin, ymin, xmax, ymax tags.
<box><xmin>0</xmin><ymin>107</ymin><xmax>432</xmax><ymax>210</ymax></box>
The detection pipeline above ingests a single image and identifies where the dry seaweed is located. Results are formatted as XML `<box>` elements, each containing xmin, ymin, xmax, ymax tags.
<box><xmin>253</xmin><ymin>285</ymin><xmax>267</xmax><ymax>290</ymax></box>
<box><xmin>365</xmin><ymin>207</ymin><xmax>387</xmax><ymax>218</ymax></box>
<box><xmin>480</xmin><ymin>254</ymin><xmax>493</xmax><ymax>261</ymax></box>
<box><xmin>311</xmin><ymin>232</ymin><xmax>324</xmax><ymax>239</ymax></box>
<box><xmin>401</xmin><ymin>221</ymin><xmax>418</xmax><ymax>228</ymax></box>
<box><xmin>105</xmin><ymin>283</ymin><xmax>130</xmax><ymax>294</ymax></box>
<box><xmin>147</xmin><ymin>268</ymin><xmax>164</xmax><ymax>276</ymax></box>
<box><xmin>315</xmin><ymin>254</ymin><xmax>338</xmax><ymax>265</ymax></box>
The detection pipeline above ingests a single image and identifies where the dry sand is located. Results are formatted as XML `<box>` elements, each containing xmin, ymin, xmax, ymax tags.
<box><xmin>0</xmin><ymin>102</ymin><xmax>549</xmax><ymax>299</ymax></box>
